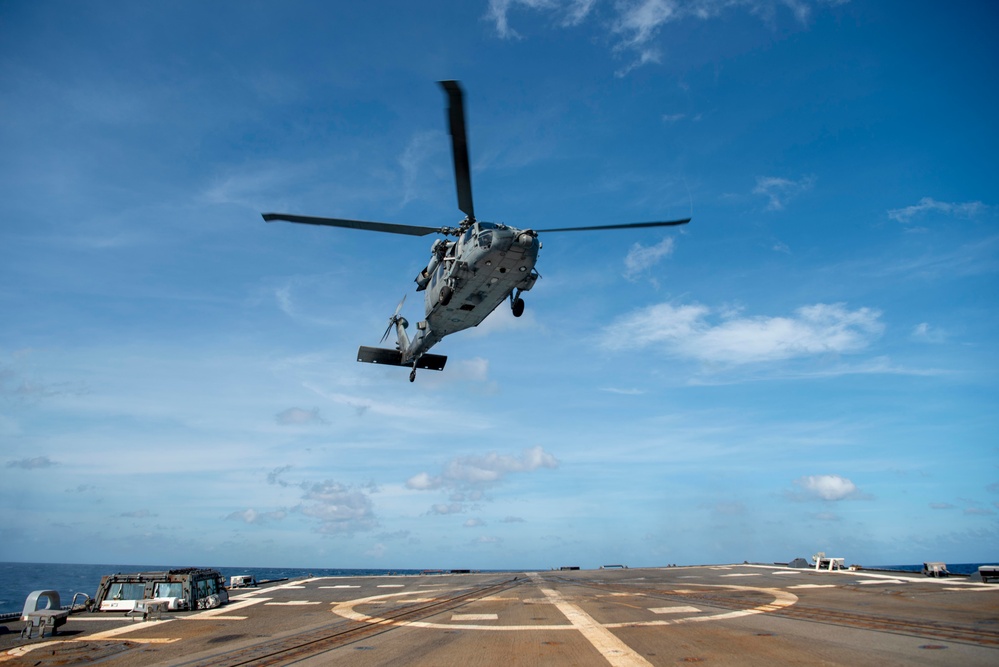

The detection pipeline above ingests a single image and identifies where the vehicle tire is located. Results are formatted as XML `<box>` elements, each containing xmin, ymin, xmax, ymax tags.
<box><xmin>439</xmin><ymin>285</ymin><xmax>453</xmax><ymax>306</ymax></box>
<box><xmin>512</xmin><ymin>297</ymin><xmax>525</xmax><ymax>317</ymax></box>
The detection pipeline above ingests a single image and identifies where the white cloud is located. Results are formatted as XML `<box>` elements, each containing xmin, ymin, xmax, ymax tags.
<box><xmin>600</xmin><ymin>301</ymin><xmax>884</xmax><ymax>364</ymax></box>
<box><xmin>406</xmin><ymin>472</ymin><xmax>439</xmax><ymax>490</ymax></box>
<box><xmin>911</xmin><ymin>322</ymin><xmax>945</xmax><ymax>344</ymax></box>
<box><xmin>793</xmin><ymin>474</ymin><xmax>858</xmax><ymax>501</ymax></box>
<box><xmin>430</xmin><ymin>502</ymin><xmax>466</xmax><ymax>515</ymax></box>
<box><xmin>294</xmin><ymin>480</ymin><xmax>377</xmax><ymax>534</ymax></box>
<box><xmin>487</xmin><ymin>1</ymin><xmax>836</xmax><ymax>74</ymax></box>
<box><xmin>487</xmin><ymin>0</ymin><xmax>595</xmax><ymax>39</ymax></box>
<box><xmin>624</xmin><ymin>237</ymin><xmax>675</xmax><ymax>280</ymax></box>
<box><xmin>464</xmin><ymin>518</ymin><xmax>486</xmax><ymax>527</ymax></box>
<box><xmin>753</xmin><ymin>175</ymin><xmax>815</xmax><ymax>211</ymax></box>
<box><xmin>406</xmin><ymin>446</ymin><xmax>559</xmax><ymax>496</ymax></box>
<box><xmin>398</xmin><ymin>130</ymin><xmax>444</xmax><ymax>207</ymax></box>
<box><xmin>887</xmin><ymin>197</ymin><xmax>988</xmax><ymax>223</ymax></box>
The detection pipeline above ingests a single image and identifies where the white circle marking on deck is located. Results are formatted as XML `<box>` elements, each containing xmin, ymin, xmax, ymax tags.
<box><xmin>329</xmin><ymin>582</ymin><xmax>798</xmax><ymax>632</ymax></box>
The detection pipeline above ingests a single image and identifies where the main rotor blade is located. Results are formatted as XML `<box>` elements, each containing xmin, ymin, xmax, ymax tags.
<box><xmin>439</xmin><ymin>80</ymin><xmax>475</xmax><ymax>220</ymax></box>
<box><xmin>263</xmin><ymin>213</ymin><xmax>442</xmax><ymax>237</ymax></box>
<box><xmin>534</xmin><ymin>218</ymin><xmax>691</xmax><ymax>233</ymax></box>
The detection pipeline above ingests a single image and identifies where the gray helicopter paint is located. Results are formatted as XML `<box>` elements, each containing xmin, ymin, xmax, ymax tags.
<box><xmin>420</xmin><ymin>224</ymin><xmax>539</xmax><ymax>342</ymax></box>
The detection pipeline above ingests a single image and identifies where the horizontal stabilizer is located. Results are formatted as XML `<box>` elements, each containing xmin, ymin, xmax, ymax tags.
<box><xmin>357</xmin><ymin>346</ymin><xmax>448</xmax><ymax>371</ymax></box>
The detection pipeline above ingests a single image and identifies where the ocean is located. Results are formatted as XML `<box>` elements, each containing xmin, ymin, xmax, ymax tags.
<box><xmin>0</xmin><ymin>561</ymin><xmax>992</xmax><ymax>616</ymax></box>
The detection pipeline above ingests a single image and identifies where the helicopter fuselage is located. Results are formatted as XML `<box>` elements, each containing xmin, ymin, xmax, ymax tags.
<box><xmin>402</xmin><ymin>221</ymin><xmax>540</xmax><ymax>362</ymax></box>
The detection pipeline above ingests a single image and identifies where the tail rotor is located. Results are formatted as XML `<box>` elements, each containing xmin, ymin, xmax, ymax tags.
<box><xmin>380</xmin><ymin>295</ymin><xmax>408</xmax><ymax>344</ymax></box>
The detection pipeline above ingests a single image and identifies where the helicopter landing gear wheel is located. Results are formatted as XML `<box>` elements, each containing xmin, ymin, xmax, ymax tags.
<box><xmin>439</xmin><ymin>285</ymin><xmax>453</xmax><ymax>306</ymax></box>
<box><xmin>410</xmin><ymin>367</ymin><xmax>417</xmax><ymax>382</ymax></box>
<box><xmin>512</xmin><ymin>297</ymin><xmax>525</xmax><ymax>318</ymax></box>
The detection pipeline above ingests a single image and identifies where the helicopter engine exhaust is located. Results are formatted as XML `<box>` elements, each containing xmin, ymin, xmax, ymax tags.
<box><xmin>516</xmin><ymin>231</ymin><xmax>537</xmax><ymax>248</ymax></box>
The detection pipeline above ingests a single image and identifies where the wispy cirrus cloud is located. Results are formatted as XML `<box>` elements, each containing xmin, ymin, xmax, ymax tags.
<box><xmin>599</xmin><ymin>301</ymin><xmax>883</xmax><ymax>365</ymax></box>
<box><xmin>624</xmin><ymin>236</ymin><xmax>675</xmax><ymax>281</ymax></box>
<box><xmin>486</xmin><ymin>1</ymin><xmax>843</xmax><ymax>74</ymax></box>
<box><xmin>487</xmin><ymin>0</ymin><xmax>596</xmax><ymax>39</ymax></box>
<box><xmin>752</xmin><ymin>175</ymin><xmax>815</xmax><ymax>211</ymax></box>
<box><xmin>887</xmin><ymin>197</ymin><xmax>989</xmax><ymax>223</ymax></box>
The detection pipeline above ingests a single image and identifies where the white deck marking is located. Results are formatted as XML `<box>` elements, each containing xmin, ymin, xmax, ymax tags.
<box><xmin>377</xmin><ymin>584</ymin><xmax>405</xmax><ymax>588</ymax></box>
<box><xmin>321</xmin><ymin>585</ymin><xmax>360</xmax><ymax>589</ymax></box>
<box><xmin>266</xmin><ymin>600</ymin><xmax>321</xmax><ymax>605</ymax></box>
<box><xmin>187</xmin><ymin>597</ymin><xmax>270</xmax><ymax>618</ymax></box>
<box><xmin>539</xmin><ymin>587</ymin><xmax>654</xmax><ymax>667</ymax></box>
<box><xmin>788</xmin><ymin>584</ymin><xmax>836</xmax><ymax>589</ymax></box>
<box><xmin>721</xmin><ymin>573</ymin><xmax>761</xmax><ymax>577</ymax></box>
<box><xmin>88</xmin><ymin>620</ymin><xmax>167</xmax><ymax>637</ymax></box>
<box><xmin>452</xmin><ymin>613</ymin><xmax>498</xmax><ymax>621</ymax></box>
<box><xmin>649</xmin><ymin>606</ymin><xmax>701</xmax><ymax>614</ymax></box>
<box><xmin>857</xmin><ymin>579</ymin><xmax>906</xmax><ymax>585</ymax></box>
<box><xmin>330</xmin><ymin>581</ymin><xmax>797</xmax><ymax>634</ymax></box>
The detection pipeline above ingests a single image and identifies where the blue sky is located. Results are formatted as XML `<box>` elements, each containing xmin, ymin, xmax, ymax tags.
<box><xmin>1</xmin><ymin>0</ymin><xmax>996</xmax><ymax>570</ymax></box>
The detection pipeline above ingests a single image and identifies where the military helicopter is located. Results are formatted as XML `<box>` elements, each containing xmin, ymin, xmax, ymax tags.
<box><xmin>263</xmin><ymin>81</ymin><xmax>689</xmax><ymax>382</ymax></box>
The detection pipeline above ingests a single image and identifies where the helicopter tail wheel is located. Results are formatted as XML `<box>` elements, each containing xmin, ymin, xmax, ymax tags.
<box><xmin>512</xmin><ymin>297</ymin><xmax>525</xmax><ymax>317</ymax></box>
<box><xmin>410</xmin><ymin>367</ymin><xmax>417</xmax><ymax>382</ymax></box>
<box><xmin>439</xmin><ymin>285</ymin><xmax>453</xmax><ymax>306</ymax></box>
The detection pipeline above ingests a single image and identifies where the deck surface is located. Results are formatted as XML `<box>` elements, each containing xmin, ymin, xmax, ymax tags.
<box><xmin>2</xmin><ymin>564</ymin><xmax>997</xmax><ymax>666</ymax></box>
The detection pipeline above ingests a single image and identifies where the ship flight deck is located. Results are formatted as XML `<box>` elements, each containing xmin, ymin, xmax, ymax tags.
<box><xmin>2</xmin><ymin>563</ymin><xmax>997</xmax><ymax>666</ymax></box>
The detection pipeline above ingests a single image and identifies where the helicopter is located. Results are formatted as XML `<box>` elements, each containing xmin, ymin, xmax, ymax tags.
<box><xmin>263</xmin><ymin>81</ymin><xmax>690</xmax><ymax>382</ymax></box>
